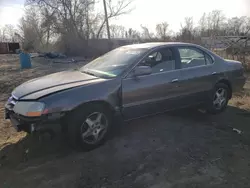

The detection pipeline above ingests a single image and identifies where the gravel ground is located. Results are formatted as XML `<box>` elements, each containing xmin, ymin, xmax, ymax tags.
<box><xmin>0</xmin><ymin>55</ymin><xmax>250</xmax><ymax>188</ymax></box>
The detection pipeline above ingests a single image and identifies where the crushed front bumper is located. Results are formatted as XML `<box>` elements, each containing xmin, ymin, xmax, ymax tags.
<box><xmin>5</xmin><ymin>106</ymin><xmax>63</xmax><ymax>134</ymax></box>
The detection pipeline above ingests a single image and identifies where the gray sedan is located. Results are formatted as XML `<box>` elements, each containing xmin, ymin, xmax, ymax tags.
<box><xmin>5</xmin><ymin>42</ymin><xmax>246</xmax><ymax>150</ymax></box>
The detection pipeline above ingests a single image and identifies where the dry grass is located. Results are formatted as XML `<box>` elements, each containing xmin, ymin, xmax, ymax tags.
<box><xmin>229</xmin><ymin>78</ymin><xmax>250</xmax><ymax>110</ymax></box>
<box><xmin>230</xmin><ymin>96</ymin><xmax>250</xmax><ymax>109</ymax></box>
<box><xmin>0</xmin><ymin>105</ymin><xmax>26</xmax><ymax>149</ymax></box>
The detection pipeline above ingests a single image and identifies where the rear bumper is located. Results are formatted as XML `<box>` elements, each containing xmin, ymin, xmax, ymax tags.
<box><xmin>231</xmin><ymin>75</ymin><xmax>246</xmax><ymax>93</ymax></box>
<box><xmin>5</xmin><ymin>107</ymin><xmax>63</xmax><ymax>134</ymax></box>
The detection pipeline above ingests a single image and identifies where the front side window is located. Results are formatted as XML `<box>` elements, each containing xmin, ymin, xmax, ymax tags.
<box><xmin>178</xmin><ymin>47</ymin><xmax>206</xmax><ymax>69</ymax></box>
<box><xmin>139</xmin><ymin>48</ymin><xmax>175</xmax><ymax>74</ymax></box>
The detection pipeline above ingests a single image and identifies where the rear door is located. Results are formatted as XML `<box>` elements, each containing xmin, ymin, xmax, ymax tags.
<box><xmin>175</xmin><ymin>46</ymin><xmax>217</xmax><ymax>106</ymax></box>
<box><xmin>121</xmin><ymin>47</ymin><xmax>183</xmax><ymax>119</ymax></box>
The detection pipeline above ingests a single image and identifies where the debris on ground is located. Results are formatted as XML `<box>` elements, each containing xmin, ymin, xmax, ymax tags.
<box><xmin>44</xmin><ymin>52</ymin><xmax>67</xmax><ymax>59</ymax></box>
<box><xmin>233</xmin><ymin>128</ymin><xmax>243</xmax><ymax>134</ymax></box>
<box><xmin>53</xmin><ymin>58</ymin><xmax>76</xmax><ymax>64</ymax></box>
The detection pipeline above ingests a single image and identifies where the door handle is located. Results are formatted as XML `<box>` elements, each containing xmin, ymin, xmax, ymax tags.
<box><xmin>171</xmin><ymin>78</ymin><xmax>179</xmax><ymax>83</ymax></box>
<box><xmin>212</xmin><ymin>72</ymin><xmax>217</xmax><ymax>75</ymax></box>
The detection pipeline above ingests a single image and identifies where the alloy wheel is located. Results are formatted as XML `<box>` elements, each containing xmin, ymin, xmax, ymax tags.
<box><xmin>80</xmin><ymin>112</ymin><xmax>108</xmax><ymax>144</ymax></box>
<box><xmin>213</xmin><ymin>88</ymin><xmax>227</xmax><ymax>110</ymax></box>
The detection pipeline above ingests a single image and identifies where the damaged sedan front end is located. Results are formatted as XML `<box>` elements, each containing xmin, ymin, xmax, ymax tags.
<box><xmin>5</xmin><ymin>94</ymin><xmax>64</xmax><ymax>134</ymax></box>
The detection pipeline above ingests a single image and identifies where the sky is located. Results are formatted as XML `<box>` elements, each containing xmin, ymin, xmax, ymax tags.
<box><xmin>0</xmin><ymin>0</ymin><xmax>25</xmax><ymax>26</ymax></box>
<box><xmin>0</xmin><ymin>0</ymin><xmax>250</xmax><ymax>31</ymax></box>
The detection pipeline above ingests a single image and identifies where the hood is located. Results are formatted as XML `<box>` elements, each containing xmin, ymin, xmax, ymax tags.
<box><xmin>12</xmin><ymin>70</ymin><xmax>105</xmax><ymax>99</ymax></box>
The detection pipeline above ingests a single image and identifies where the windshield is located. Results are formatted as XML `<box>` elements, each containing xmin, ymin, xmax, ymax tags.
<box><xmin>80</xmin><ymin>47</ymin><xmax>147</xmax><ymax>78</ymax></box>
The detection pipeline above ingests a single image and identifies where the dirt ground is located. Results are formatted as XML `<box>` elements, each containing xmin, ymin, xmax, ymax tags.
<box><xmin>1</xmin><ymin>54</ymin><xmax>250</xmax><ymax>188</ymax></box>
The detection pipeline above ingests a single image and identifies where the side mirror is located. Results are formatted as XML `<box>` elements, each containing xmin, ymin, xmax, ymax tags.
<box><xmin>133</xmin><ymin>66</ymin><xmax>152</xmax><ymax>77</ymax></box>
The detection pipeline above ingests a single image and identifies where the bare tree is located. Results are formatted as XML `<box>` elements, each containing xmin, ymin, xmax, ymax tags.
<box><xmin>140</xmin><ymin>25</ymin><xmax>154</xmax><ymax>39</ymax></box>
<box><xmin>3</xmin><ymin>25</ymin><xmax>17</xmax><ymax>42</ymax></box>
<box><xmin>243</xmin><ymin>17</ymin><xmax>250</xmax><ymax>35</ymax></box>
<box><xmin>0</xmin><ymin>25</ymin><xmax>18</xmax><ymax>42</ymax></box>
<box><xmin>95</xmin><ymin>0</ymin><xmax>134</xmax><ymax>38</ymax></box>
<box><xmin>27</xmin><ymin>0</ymin><xmax>95</xmax><ymax>39</ymax></box>
<box><xmin>225</xmin><ymin>16</ymin><xmax>250</xmax><ymax>36</ymax></box>
<box><xmin>17</xmin><ymin>4</ymin><xmax>250</xmax><ymax>56</ymax></box>
<box><xmin>198</xmin><ymin>13</ymin><xmax>207</xmax><ymax>36</ymax></box>
<box><xmin>26</xmin><ymin>0</ymin><xmax>134</xmax><ymax>40</ymax></box>
<box><xmin>0</xmin><ymin>26</ymin><xmax>7</xmax><ymax>42</ymax></box>
<box><xmin>155</xmin><ymin>22</ymin><xmax>170</xmax><ymax>40</ymax></box>
<box><xmin>178</xmin><ymin>17</ymin><xmax>194</xmax><ymax>42</ymax></box>
<box><xmin>40</xmin><ymin>7</ymin><xmax>56</xmax><ymax>46</ymax></box>
<box><xmin>207</xmin><ymin>10</ymin><xmax>226</xmax><ymax>36</ymax></box>
<box><xmin>126</xmin><ymin>28</ymin><xmax>140</xmax><ymax>39</ymax></box>
<box><xmin>181</xmin><ymin>17</ymin><xmax>194</xmax><ymax>32</ymax></box>
<box><xmin>18</xmin><ymin>7</ymin><xmax>46</xmax><ymax>51</ymax></box>
<box><xmin>109</xmin><ymin>24</ymin><xmax>126</xmax><ymax>38</ymax></box>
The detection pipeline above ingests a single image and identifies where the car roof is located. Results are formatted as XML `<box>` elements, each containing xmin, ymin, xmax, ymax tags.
<box><xmin>122</xmin><ymin>42</ymin><xmax>202</xmax><ymax>49</ymax></box>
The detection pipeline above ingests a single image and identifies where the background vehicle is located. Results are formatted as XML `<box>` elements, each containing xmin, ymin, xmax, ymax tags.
<box><xmin>5</xmin><ymin>42</ymin><xmax>246</xmax><ymax>150</ymax></box>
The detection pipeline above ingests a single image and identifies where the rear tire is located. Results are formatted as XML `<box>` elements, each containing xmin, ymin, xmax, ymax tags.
<box><xmin>206</xmin><ymin>83</ymin><xmax>230</xmax><ymax>114</ymax></box>
<box><xmin>66</xmin><ymin>104</ymin><xmax>113</xmax><ymax>151</ymax></box>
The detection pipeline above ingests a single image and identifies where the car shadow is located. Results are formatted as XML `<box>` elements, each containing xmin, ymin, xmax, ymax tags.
<box><xmin>1</xmin><ymin>105</ymin><xmax>250</xmax><ymax>169</ymax></box>
<box><xmin>167</xmin><ymin>106</ymin><xmax>250</xmax><ymax>130</ymax></box>
<box><xmin>0</xmin><ymin>132</ymin><xmax>74</xmax><ymax>168</ymax></box>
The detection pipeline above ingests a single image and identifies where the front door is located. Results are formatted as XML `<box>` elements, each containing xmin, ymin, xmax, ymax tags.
<box><xmin>121</xmin><ymin>47</ymin><xmax>182</xmax><ymax>120</ymax></box>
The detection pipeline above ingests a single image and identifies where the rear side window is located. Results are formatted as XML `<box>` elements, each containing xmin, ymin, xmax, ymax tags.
<box><xmin>204</xmin><ymin>53</ymin><xmax>214</xmax><ymax>65</ymax></box>
<box><xmin>178</xmin><ymin>47</ymin><xmax>206</xmax><ymax>69</ymax></box>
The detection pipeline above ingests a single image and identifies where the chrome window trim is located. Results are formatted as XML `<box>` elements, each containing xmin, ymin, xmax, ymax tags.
<box><xmin>123</xmin><ymin>68</ymin><xmax>180</xmax><ymax>80</ymax></box>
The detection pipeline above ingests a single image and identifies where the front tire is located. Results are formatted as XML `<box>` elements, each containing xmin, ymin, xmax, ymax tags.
<box><xmin>206</xmin><ymin>83</ymin><xmax>230</xmax><ymax>114</ymax></box>
<box><xmin>67</xmin><ymin>104</ymin><xmax>112</xmax><ymax>150</ymax></box>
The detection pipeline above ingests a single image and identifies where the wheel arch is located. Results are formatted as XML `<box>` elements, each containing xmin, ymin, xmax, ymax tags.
<box><xmin>71</xmin><ymin>100</ymin><xmax>116</xmax><ymax>115</ymax></box>
<box><xmin>61</xmin><ymin>100</ymin><xmax>116</xmax><ymax>131</ymax></box>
